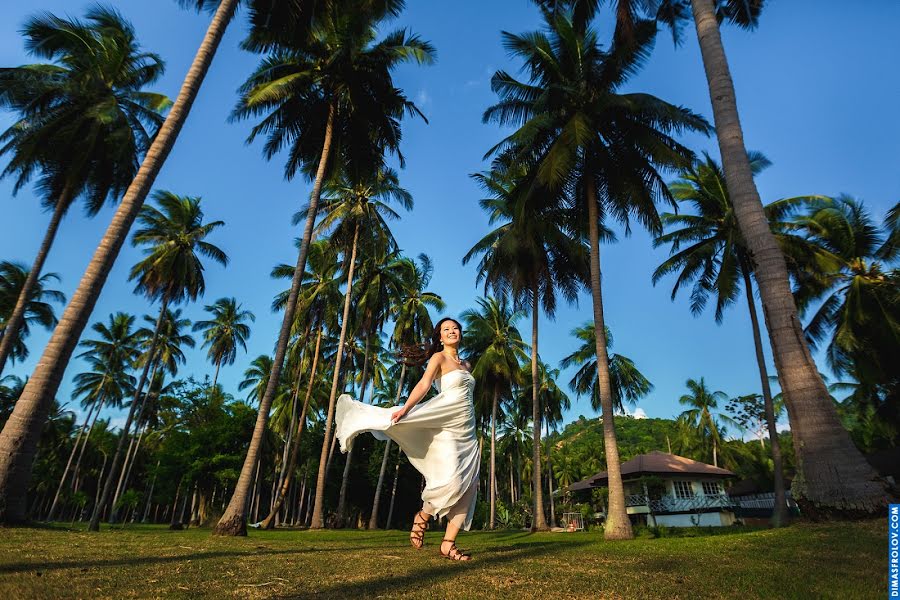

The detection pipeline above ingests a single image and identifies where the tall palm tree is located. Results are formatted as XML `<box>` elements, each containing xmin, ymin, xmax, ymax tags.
<box><xmin>0</xmin><ymin>0</ymin><xmax>240</xmax><ymax>524</ymax></box>
<box><xmin>651</xmin><ymin>152</ymin><xmax>818</xmax><ymax>525</ymax></box>
<box><xmin>0</xmin><ymin>262</ymin><xmax>65</xmax><ymax>366</ymax></box>
<box><xmin>368</xmin><ymin>254</ymin><xmax>444</xmax><ymax>529</ymax></box>
<box><xmin>461</xmin><ymin>296</ymin><xmax>528</xmax><ymax>529</ymax></box>
<box><xmin>0</xmin><ymin>6</ymin><xmax>169</xmax><ymax>377</ymax></box>
<box><xmin>46</xmin><ymin>312</ymin><xmax>141</xmax><ymax>521</ymax></box>
<box><xmin>193</xmin><ymin>298</ymin><xmax>255</xmax><ymax>386</ymax></box>
<box><xmin>239</xmin><ymin>355</ymin><xmax>277</xmax><ymax>406</ymax></box>
<box><xmin>217</xmin><ymin>0</ymin><xmax>433</xmax><ymax>536</ymax></box>
<box><xmin>560</xmin><ymin>324</ymin><xmax>653</xmax><ymax>414</ymax></box>
<box><xmin>89</xmin><ymin>191</ymin><xmax>227</xmax><ymax>530</ymax></box>
<box><xmin>792</xmin><ymin>197</ymin><xmax>899</xmax><ymax>386</ymax></box>
<box><xmin>677</xmin><ymin>377</ymin><xmax>736</xmax><ymax>468</ymax></box>
<box><xmin>307</xmin><ymin>167</ymin><xmax>412</xmax><ymax>528</ymax></box>
<box><xmin>464</xmin><ymin>166</ymin><xmax>589</xmax><ymax>531</ymax></box>
<box><xmin>483</xmin><ymin>5</ymin><xmax>710</xmax><ymax>538</ymax></box>
<box><xmin>605</xmin><ymin>0</ymin><xmax>892</xmax><ymax>513</ymax></box>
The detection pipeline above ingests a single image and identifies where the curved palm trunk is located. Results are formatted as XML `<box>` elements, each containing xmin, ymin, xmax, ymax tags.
<box><xmin>272</xmin><ymin>352</ymin><xmax>307</xmax><ymax>517</ymax></box>
<box><xmin>310</xmin><ymin>222</ymin><xmax>361</xmax><ymax>529</ymax></box>
<box><xmin>260</xmin><ymin>326</ymin><xmax>322</xmax><ymax>529</ymax></box>
<box><xmin>369</xmin><ymin>361</ymin><xmax>406</xmax><ymax>529</ymax></box>
<box><xmin>90</xmin><ymin>298</ymin><xmax>168</xmax><ymax>530</ymax></box>
<box><xmin>741</xmin><ymin>269</ymin><xmax>788</xmax><ymax>526</ymax></box>
<box><xmin>0</xmin><ymin>0</ymin><xmax>238</xmax><ymax>525</ymax></box>
<box><xmin>489</xmin><ymin>384</ymin><xmax>498</xmax><ymax>529</ymax></box>
<box><xmin>0</xmin><ymin>186</ymin><xmax>72</xmax><ymax>377</ymax></box>
<box><xmin>141</xmin><ymin>460</ymin><xmax>160</xmax><ymax>523</ymax></box>
<box><xmin>46</xmin><ymin>397</ymin><xmax>100</xmax><ymax>521</ymax></box>
<box><xmin>214</xmin><ymin>101</ymin><xmax>336</xmax><ymax>536</ymax></box>
<box><xmin>113</xmin><ymin>360</ymin><xmax>161</xmax><ymax>509</ymax></box>
<box><xmin>586</xmin><ymin>175</ymin><xmax>633</xmax><ymax>540</ymax></box>
<box><xmin>530</xmin><ymin>286</ymin><xmax>548</xmax><ymax>531</ymax></box>
<box><xmin>212</xmin><ymin>360</ymin><xmax>221</xmax><ymax>387</ymax></box>
<box><xmin>70</xmin><ymin>396</ymin><xmax>107</xmax><ymax>492</ymax></box>
<box><xmin>690</xmin><ymin>0</ymin><xmax>889</xmax><ymax>516</ymax></box>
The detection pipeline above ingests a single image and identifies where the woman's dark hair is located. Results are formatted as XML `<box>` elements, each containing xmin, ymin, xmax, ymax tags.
<box><xmin>426</xmin><ymin>317</ymin><xmax>463</xmax><ymax>362</ymax></box>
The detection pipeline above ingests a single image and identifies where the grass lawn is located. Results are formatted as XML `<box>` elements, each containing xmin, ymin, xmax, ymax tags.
<box><xmin>0</xmin><ymin>520</ymin><xmax>886</xmax><ymax>599</ymax></box>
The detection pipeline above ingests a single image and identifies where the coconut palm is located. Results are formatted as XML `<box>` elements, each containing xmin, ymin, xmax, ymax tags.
<box><xmin>239</xmin><ymin>355</ymin><xmax>277</xmax><ymax>406</ymax></box>
<box><xmin>193</xmin><ymin>298</ymin><xmax>255</xmax><ymax>386</ymax></box>
<box><xmin>560</xmin><ymin>323</ymin><xmax>653</xmax><ymax>415</ymax></box>
<box><xmin>0</xmin><ymin>6</ymin><xmax>169</xmax><ymax>377</ymax></box>
<box><xmin>464</xmin><ymin>165</ymin><xmax>589</xmax><ymax>531</ymax></box>
<box><xmin>677</xmin><ymin>377</ymin><xmax>737</xmax><ymax>468</ymax></box>
<box><xmin>0</xmin><ymin>376</ymin><xmax>24</xmax><ymax>426</ymax></box>
<box><xmin>0</xmin><ymin>0</ymin><xmax>243</xmax><ymax>524</ymax></box>
<box><xmin>89</xmin><ymin>192</ymin><xmax>227</xmax><ymax>530</ymax></box>
<box><xmin>598</xmin><ymin>0</ymin><xmax>892</xmax><ymax>513</ymax></box>
<box><xmin>305</xmin><ymin>167</ymin><xmax>412</xmax><ymax>527</ymax></box>
<box><xmin>0</xmin><ymin>262</ymin><xmax>65</xmax><ymax>366</ymax></box>
<box><xmin>46</xmin><ymin>312</ymin><xmax>141</xmax><ymax>521</ymax></box>
<box><xmin>217</xmin><ymin>1</ymin><xmax>433</xmax><ymax>536</ymax></box>
<box><xmin>483</xmin><ymin>4</ymin><xmax>710</xmax><ymax>538</ymax></box>
<box><xmin>461</xmin><ymin>296</ymin><xmax>528</xmax><ymax>528</ymax></box>
<box><xmin>368</xmin><ymin>254</ymin><xmax>444</xmax><ymax>529</ymax></box>
<box><xmin>651</xmin><ymin>152</ymin><xmax>819</xmax><ymax>525</ymax></box>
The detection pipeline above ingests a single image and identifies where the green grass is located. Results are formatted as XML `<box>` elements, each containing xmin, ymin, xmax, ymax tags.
<box><xmin>0</xmin><ymin>520</ymin><xmax>887</xmax><ymax>599</ymax></box>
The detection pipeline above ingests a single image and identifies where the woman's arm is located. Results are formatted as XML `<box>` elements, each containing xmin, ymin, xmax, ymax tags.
<box><xmin>391</xmin><ymin>353</ymin><xmax>443</xmax><ymax>424</ymax></box>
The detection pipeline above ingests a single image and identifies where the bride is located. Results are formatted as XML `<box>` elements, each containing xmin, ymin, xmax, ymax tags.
<box><xmin>335</xmin><ymin>317</ymin><xmax>477</xmax><ymax>561</ymax></box>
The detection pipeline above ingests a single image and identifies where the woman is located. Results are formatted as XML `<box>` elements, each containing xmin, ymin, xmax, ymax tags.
<box><xmin>335</xmin><ymin>317</ymin><xmax>478</xmax><ymax>561</ymax></box>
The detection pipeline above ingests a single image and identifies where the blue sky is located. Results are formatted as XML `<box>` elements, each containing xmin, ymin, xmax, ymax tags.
<box><xmin>1</xmin><ymin>1</ymin><xmax>898</xmax><ymax>436</ymax></box>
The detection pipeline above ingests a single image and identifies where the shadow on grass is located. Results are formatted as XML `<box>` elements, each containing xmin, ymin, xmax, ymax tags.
<box><xmin>0</xmin><ymin>544</ymin><xmax>385</xmax><ymax>575</ymax></box>
<box><xmin>278</xmin><ymin>538</ymin><xmax>594</xmax><ymax>599</ymax></box>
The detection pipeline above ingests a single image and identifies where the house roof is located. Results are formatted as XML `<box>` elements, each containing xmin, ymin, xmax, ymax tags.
<box><xmin>567</xmin><ymin>451</ymin><xmax>736</xmax><ymax>491</ymax></box>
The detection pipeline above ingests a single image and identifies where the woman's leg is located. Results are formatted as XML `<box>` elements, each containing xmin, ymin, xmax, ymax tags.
<box><xmin>440</xmin><ymin>484</ymin><xmax>475</xmax><ymax>560</ymax></box>
<box><xmin>410</xmin><ymin>501</ymin><xmax>434</xmax><ymax>548</ymax></box>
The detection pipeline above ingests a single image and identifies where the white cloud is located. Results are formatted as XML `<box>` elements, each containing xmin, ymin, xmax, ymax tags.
<box><xmin>632</xmin><ymin>408</ymin><xmax>648</xmax><ymax>420</ymax></box>
<box><xmin>415</xmin><ymin>89</ymin><xmax>431</xmax><ymax>107</ymax></box>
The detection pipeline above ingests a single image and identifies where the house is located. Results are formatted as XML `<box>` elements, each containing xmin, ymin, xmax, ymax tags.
<box><xmin>568</xmin><ymin>451</ymin><xmax>738</xmax><ymax>527</ymax></box>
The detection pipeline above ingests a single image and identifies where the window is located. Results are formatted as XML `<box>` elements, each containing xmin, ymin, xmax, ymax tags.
<box><xmin>702</xmin><ymin>481</ymin><xmax>723</xmax><ymax>496</ymax></box>
<box><xmin>674</xmin><ymin>481</ymin><xmax>694</xmax><ymax>499</ymax></box>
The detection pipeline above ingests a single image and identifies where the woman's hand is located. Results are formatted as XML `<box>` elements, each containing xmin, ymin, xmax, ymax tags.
<box><xmin>391</xmin><ymin>406</ymin><xmax>407</xmax><ymax>424</ymax></box>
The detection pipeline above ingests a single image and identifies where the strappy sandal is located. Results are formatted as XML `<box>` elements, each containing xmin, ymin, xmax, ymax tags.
<box><xmin>409</xmin><ymin>510</ymin><xmax>430</xmax><ymax>549</ymax></box>
<box><xmin>440</xmin><ymin>538</ymin><xmax>472</xmax><ymax>561</ymax></box>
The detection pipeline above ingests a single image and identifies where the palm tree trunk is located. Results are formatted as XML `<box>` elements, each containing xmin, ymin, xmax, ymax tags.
<box><xmin>369</xmin><ymin>360</ymin><xmax>406</xmax><ymax>529</ymax></box>
<box><xmin>271</xmin><ymin>358</ymin><xmax>305</xmax><ymax>517</ymax></box>
<box><xmin>0</xmin><ymin>185</ymin><xmax>73</xmax><ymax>377</ymax></box>
<box><xmin>47</xmin><ymin>398</ymin><xmax>99</xmax><ymax>521</ymax></box>
<box><xmin>689</xmin><ymin>0</ymin><xmax>889</xmax><ymax>515</ymax></box>
<box><xmin>310</xmin><ymin>222</ymin><xmax>361</xmax><ymax>529</ymax></box>
<box><xmin>529</xmin><ymin>286</ymin><xmax>548</xmax><ymax>531</ymax></box>
<box><xmin>490</xmin><ymin>385</ymin><xmax>498</xmax><ymax>530</ymax></box>
<box><xmin>385</xmin><ymin>446</ymin><xmax>401</xmax><ymax>529</ymax></box>
<box><xmin>169</xmin><ymin>479</ymin><xmax>183</xmax><ymax>529</ymax></box>
<box><xmin>0</xmin><ymin>0</ymin><xmax>239</xmax><ymax>524</ymax></box>
<box><xmin>71</xmin><ymin>398</ymin><xmax>106</xmax><ymax>492</ymax></box>
<box><xmin>585</xmin><ymin>174</ymin><xmax>633</xmax><ymax>540</ymax></box>
<box><xmin>142</xmin><ymin>460</ymin><xmax>160</xmax><ymax>523</ymax></box>
<box><xmin>336</xmin><ymin>331</ymin><xmax>371</xmax><ymax>523</ymax></box>
<box><xmin>215</xmin><ymin>101</ymin><xmax>337</xmax><ymax>536</ymax></box>
<box><xmin>92</xmin><ymin>450</ymin><xmax>107</xmax><ymax>518</ymax></box>
<box><xmin>259</xmin><ymin>326</ymin><xmax>322</xmax><ymax>529</ymax></box>
<box><xmin>113</xmin><ymin>360</ymin><xmax>160</xmax><ymax>510</ymax></box>
<box><xmin>89</xmin><ymin>297</ymin><xmax>168</xmax><ymax>531</ymax></box>
<box><xmin>741</xmin><ymin>268</ymin><xmax>788</xmax><ymax>526</ymax></box>
<box><xmin>212</xmin><ymin>360</ymin><xmax>221</xmax><ymax>387</ymax></box>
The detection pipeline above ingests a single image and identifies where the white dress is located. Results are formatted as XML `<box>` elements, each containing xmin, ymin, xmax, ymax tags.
<box><xmin>335</xmin><ymin>369</ymin><xmax>480</xmax><ymax>530</ymax></box>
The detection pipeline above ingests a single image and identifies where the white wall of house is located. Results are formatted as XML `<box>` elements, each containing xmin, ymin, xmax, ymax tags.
<box><xmin>653</xmin><ymin>512</ymin><xmax>735</xmax><ymax>527</ymax></box>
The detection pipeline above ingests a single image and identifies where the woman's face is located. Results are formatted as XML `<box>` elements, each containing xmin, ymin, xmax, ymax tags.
<box><xmin>439</xmin><ymin>320</ymin><xmax>461</xmax><ymax>347</ymax></box>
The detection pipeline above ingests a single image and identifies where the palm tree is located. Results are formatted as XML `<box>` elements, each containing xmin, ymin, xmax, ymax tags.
<box><xmin>89</xmin><ymin>191</ymin><xmax>227</xmax><ymax>531</ymax></box>
<box><xmin>307</xmin><ymin>167</ymin><xmax>412</xmax><ymax>527</ymax></box>
<box><xmin>461</xmin><ymin>297</ymin><xmax>528</xmax><ymax>529</ymax></box>
<box><xmin>0</xmin><ymin>6</ymin><xmax>170</xmax><ymax>378</ymax></box>
<box><xmin>0</xmin><ymin>262</ymin><xmax>65</xmax><ymax>366</ymax></box>
<box><xmin>46</xmin><ymin>312</ymin><xmax>141</xmax><ymax>521</ymax></box>
<box><xmin>651</xmin><ymin>152</ymin><xmax>818</xmax><ymax>525</ymax></box>
<box><xmin>464</xmin><ymin>165</ymin><xmax>589</xmax><ymax>531</ymax></box>
<box><xmin>677</xmin><ymin>377</ymin><xmax>736</xmax><ymax>468</ymax></box>
<box><xmin>0</xmin><ymin>0</ymin><xmax>241</xmax><ymax>524</ymax></box>
<box><xmin>368</xmin><ymin>254</ymin><xmax>444</xmax><ymax>529</ymax></box>
<box><xmin>239</xmin><ymin>355</ymin><xmax>277</xmax><ymax>406</ymax></box>
<box><xmin>193</xmin><ymin>298</ymin><xmax>255</xmax><ymax>386</ymax></box>
<box><xmin>560</xmin><ymin>324</ymin><xmax>653</xmax><ymax>415</ymax></box>
<box><xmin>792</xmin><ymin>197</ymin><xmax>899</xmax><ymax>387</ymax></box>
<box><xmin>604</xmin><ymin>0</ymin><xmax>892</xmax><ymax>513</ymax></box>
<box><xmin>483</xmin><ymin>5</ymin><xmax>710</xmax><ymax>538</ymax></box>
<box><xmin>216</xmin><ymin>0</ymin><xmax>433</xmax><ymax>536</ymax></box>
